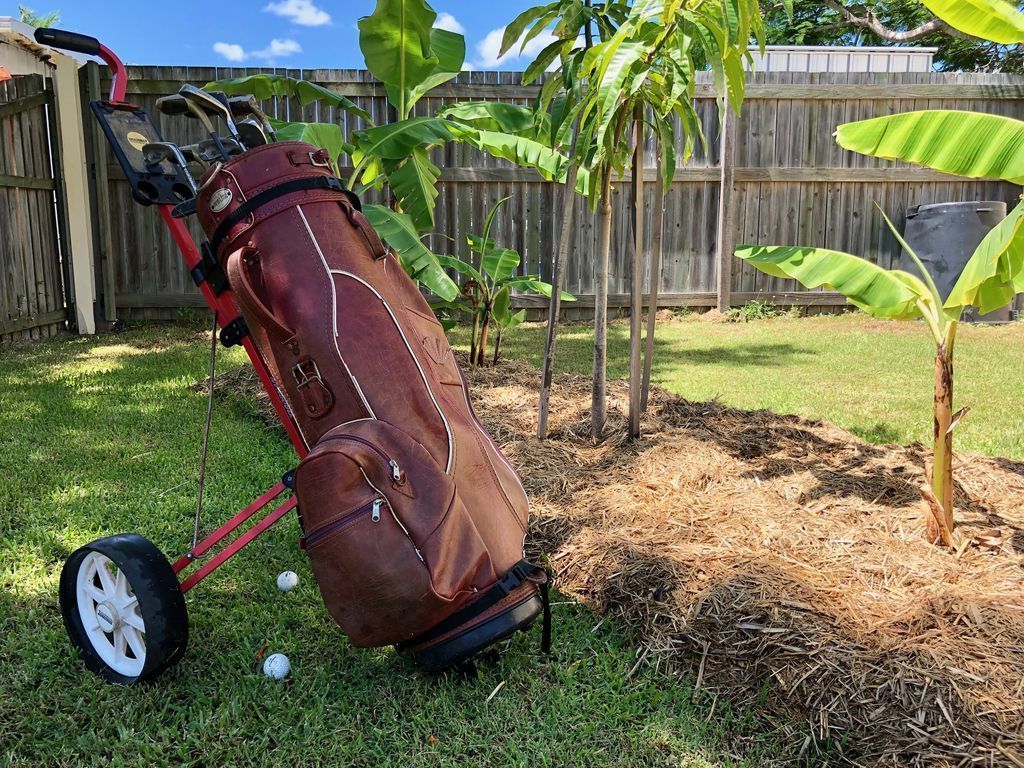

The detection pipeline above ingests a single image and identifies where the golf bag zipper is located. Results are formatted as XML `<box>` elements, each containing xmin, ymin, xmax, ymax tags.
<box><xmin>317</xmin><ymin>434</ymin><xmax>404</xmax><ymax>484</ymax></box>
<box><xmin>303</xmin><ymin>497</ymin><xmax>382</xmax><ymax>549</ymax></box>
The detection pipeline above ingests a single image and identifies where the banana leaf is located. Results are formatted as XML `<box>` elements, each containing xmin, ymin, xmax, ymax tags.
<box><xmin>207</xmin><ymin>74</ymin><xmax>370</xmax><ymax>122</ymax></box>
<box><xmin>384</xmin><ymin>147</ymin><xmax>440</xmax><ymax>231</ymax></box>
<box><xmin>362</xmin><ymin>204</ymin><xmax>459</xmax><ymax>301</ymax></box>
<box><xmin>357</xmin><ymin>0</ymin><xmax>438</xmax><ymax>114</ymax></box>
<box><xmin>921</xmin><ymin>0</ymin><xmax>1024</xmax><ymax>44</ymax></box>
<box><xmin>835</xmin><ymin>110</ymin><xmax>1024</xmax><ymax>184</ymax></box>
<box><xmin>734</xmin><ymin>245</ymin><xmax>932</xmax><ymax>319</ymax></box>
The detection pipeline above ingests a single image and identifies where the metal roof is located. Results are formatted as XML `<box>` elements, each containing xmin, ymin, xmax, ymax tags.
<box><xmin>749</xmin><ymin>45</ymin><xmax>938</xmax><ymax>74</ymax></box>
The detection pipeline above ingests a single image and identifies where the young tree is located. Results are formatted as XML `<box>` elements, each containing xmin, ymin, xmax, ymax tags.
<box><xmin>522</xmin><ymin>0</ymin><xmax>764</xmax><ymax>440</ymax></box>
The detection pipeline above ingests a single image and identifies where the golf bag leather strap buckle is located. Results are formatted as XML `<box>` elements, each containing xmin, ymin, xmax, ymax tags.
<box><xmin>292</xmin><ymin>356</ymin><xmax>334</xmax><ymax>418</ymax></box>
<box><xmin>287</xmin><ymin>148</ymin><xmax>332</xmax><ymax>168</ymax></box>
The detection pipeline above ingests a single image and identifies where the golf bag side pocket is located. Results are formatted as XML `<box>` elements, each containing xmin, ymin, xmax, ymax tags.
<box><xmin>294</xmin><ymin>419</ymin><xmax>498</xmax><ymax>647</ymax></box>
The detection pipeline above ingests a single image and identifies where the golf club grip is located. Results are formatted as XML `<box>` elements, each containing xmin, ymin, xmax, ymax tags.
<box><xmin>34</xmin><ymin>28</ymin><xmax>101</xmax><ymax>56</ymax></box>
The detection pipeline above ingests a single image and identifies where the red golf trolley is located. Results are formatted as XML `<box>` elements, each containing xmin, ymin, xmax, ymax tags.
<box><xmin>37</xmin><ymin>29</ymin><xmax>336</xmax><ymax>684</ymax></box>
<box><xmin>39</xmin><ymin>26</ymin><xmax>550</xmax><ymax>686</ymax></box>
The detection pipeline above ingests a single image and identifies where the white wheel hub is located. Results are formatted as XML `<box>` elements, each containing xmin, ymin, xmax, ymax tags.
<box><xmin>75</xmin><ymin>551</ymin><xmax>147</xmax><ymax>677</ymax></box>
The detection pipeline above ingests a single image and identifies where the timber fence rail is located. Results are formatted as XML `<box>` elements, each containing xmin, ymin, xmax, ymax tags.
<box><xmin>80</xmin><ymin>66</ymin><xmax>1024</xmax><ymax>320</ymax></box>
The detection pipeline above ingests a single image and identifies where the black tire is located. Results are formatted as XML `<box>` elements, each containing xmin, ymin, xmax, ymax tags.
<box><xmin>59</xmin><ymin>534</ymin><xmax>188</xmax><ymax>685</ymax></box>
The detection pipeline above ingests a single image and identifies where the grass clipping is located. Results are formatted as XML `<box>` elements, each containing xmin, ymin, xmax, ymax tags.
<box><xmin>213</xmin><ymin>360</ymin><xmax>1024</xmax><ymax>765</ymax></box>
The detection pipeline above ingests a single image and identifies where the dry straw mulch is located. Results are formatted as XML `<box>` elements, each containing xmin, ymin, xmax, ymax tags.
<box><xmin>210</xmin><ymin>359</ymin><xmax>1024</xmax><ymax>766</ymax></box>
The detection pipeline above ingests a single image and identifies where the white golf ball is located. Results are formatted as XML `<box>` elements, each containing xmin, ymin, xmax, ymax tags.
<box><xmin>276</xmin><ymin>570</ymin><xmax>299</xmax><ymax>591</ymax></box>
<box><xmin>263</xmin><ymin>653</ymin><xmax>290</xmax><ymax>680</ymax></box>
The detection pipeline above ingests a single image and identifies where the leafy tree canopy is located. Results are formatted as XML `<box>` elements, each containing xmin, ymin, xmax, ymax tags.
<box><xmin>18</xmin><ymin>6</ymin><xmax>60</xmax><ymax>28</ymax></box>
<box><xmin>761</xmin><ymin>0</ymin><xmax>1024</xmax><ymax>72</ymax></box>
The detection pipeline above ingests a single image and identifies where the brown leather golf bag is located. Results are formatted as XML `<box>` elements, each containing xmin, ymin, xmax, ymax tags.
<box><xmin>194</xmin><ymin>141</ymin><xmax>549</xmax><ymax>671</ymax></box>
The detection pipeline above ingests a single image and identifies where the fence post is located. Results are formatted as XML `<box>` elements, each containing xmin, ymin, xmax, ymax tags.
<box><xmin>51</xmin><ymin>52</ymin><xmax>96</xmax><ymax>334</ymax></box>
<box><xmin>85</xmin><ymin>62</ymin><xmax>116</xmax><ymax>324</ymax></box>
<box><xmin>715</xmin><ymin>100</ymin><xmax>737</xmax><ymax>312</ymax></box>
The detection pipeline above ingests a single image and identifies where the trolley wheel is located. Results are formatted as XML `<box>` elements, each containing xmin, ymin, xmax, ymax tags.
<box><xmin>59</xmin><ymin>534</ymin><xmax>188</xmax><ymax>685</ymax></box>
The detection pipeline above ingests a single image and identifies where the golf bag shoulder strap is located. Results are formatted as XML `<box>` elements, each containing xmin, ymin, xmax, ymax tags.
<box><xmin>210</xmin><ymin>175</ymin><xmax>350</xmax><ymax>255</ymax></box>
<box><xmin>395</xmin><ymin>560</ymin><xmax>551</xmax><ymax>654</ymax></box>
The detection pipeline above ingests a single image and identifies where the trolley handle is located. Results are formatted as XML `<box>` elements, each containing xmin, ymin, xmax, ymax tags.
<box><xmin>34</xmin><ymin>28</ymin><xmax>101</xmax><ymax>56</ymax></box>
<box><xmin>34</xmin><ymin>27</ymin><xmax>128</xmax><ymax>105</ymax></box>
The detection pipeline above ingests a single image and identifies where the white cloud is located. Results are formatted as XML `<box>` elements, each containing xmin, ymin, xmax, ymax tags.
<box><xmin>212</xmin><ymin>42</ymin><xmax>246</xmax><ymax>63</ymax></box>
<box><xmin>264</xmin><ymin>0</ymin><xmax>330</xmax><ymax>26</ymax></box>
<box><xmin>255</xmin><ymin>38</ymin><xmax>303</xmax><ymax>58</ymax></box>
<box><xmin>434</xmin><ymin>12</ymin><xmax>465</xmax><ymax>35</ymax></box>
<box><xmin>470</xmin><ymin>26</ymin><xmax>578</xmax><ymax>70</ymax></box>
<box><xmin>212</xmin><ymin>38</ymin><xmax>302</xmax><ymax>63</ymax></box>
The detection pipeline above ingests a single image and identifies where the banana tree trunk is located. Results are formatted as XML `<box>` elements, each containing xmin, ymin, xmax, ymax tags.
<box><xmin>492</xmin><ymin>327</ymin><xmax>503</xmax><ymax>366</ymax></box>
<box><xmin>469</xmin><ymin>310</ymin><xmax>480</xmax><ymax>369</ymax></box>
<box><xmin>930</xmin><ymin>341</ymin><xmax>955</xmax><ymax>545</ymax></box>
<box><xmin>538</xmin><ymin>162</ymin><xmax>580</xmax><ymax>439</ymax></box>
<box><xmin>477</xmin><ymin>308</ymin><xmax>491</xmax><ymax>368</ymax></box>
<box><xmin>592</xmin><ymin>171</ymin><xmax>613</xmax><ymax>441</ymax></box>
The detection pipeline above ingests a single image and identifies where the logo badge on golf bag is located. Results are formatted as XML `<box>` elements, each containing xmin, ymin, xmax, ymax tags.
<box><xmin>209</xmin><ymin>188</ymin><xmax>233</xmax><ymax>213</ymax></box>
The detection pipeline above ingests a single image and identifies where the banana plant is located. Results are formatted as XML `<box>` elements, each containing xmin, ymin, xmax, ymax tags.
<box><xmin>735</xmin><ymin>201</ymin><xmax>1024</xmax><ymax>547</ymax></box>
<box><xmin>435</xmin><ymin>197</ymin><xmax>575</xmax><ymax>367</ymax></box>
<box><xmin>733</xmin><ymin>0</ymin><xmax>1024</xmax><ymax>548</ymax></box>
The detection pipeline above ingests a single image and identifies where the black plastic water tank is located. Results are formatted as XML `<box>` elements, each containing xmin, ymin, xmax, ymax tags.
<box><xmin>902</xmin><ymin>200</ymin><xmax>1011</xmax><ymax>323</ymax></box>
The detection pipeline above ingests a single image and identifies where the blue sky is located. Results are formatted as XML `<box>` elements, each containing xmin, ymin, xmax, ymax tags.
<box><xmin>14</xmin><ymin>0</ymin><xmax>550</xmax><ymax>70</ymax></box>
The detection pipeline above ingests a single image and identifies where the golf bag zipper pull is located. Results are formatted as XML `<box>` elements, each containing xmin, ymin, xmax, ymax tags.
<box><xmin>371</xmin><ymin>498</ymin><xmax>382</xmax><ymax>523</ymax></box>
<box><xmin>389</xmin><ymin>459</ymin><xmax>401</xmax><ymax>482</ymax></box>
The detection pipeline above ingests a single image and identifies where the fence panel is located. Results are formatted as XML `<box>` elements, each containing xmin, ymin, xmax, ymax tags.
<box><xmin>0</xmin><ymin>75</ymin><xmax>66</xmax><ymax>341</ymax></box>
<box><xmin>89</xmin><ymin>68</ymin><xmax>1024</xmax><ymax>319</ymax></box>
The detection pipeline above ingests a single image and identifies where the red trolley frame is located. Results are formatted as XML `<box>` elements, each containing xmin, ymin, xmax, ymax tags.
<box><xmin>95</xmin><ymin>43</ymin><xmax>309</xmax><ymax>595</ymax></box>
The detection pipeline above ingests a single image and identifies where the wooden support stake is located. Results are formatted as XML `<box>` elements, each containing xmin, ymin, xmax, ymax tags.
<box><xmin>628</xmin><ymin>106</ymin><xmax>645</xmax><ymax>440</ymax></box>
<box><xmin>641</xmin><ymin>138</ymin><xmax>665</xmax><ymax>413</ymax></box>
<box><xmin>716</xmin><ymin>100</ymin><xmax>737</xmax><ymax>312</ymax></box>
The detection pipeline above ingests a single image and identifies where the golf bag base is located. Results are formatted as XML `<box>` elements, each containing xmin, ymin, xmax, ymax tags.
<box><xmin>409</xmin><ymin>584</ymin><xmax>546</xmax><ymax>672</ymax></box>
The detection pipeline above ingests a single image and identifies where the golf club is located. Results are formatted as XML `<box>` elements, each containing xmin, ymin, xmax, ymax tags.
<box><xmin>178</xmin><ymin>85</ymin><xmax>233</xmax><ymax>160</ymax></box>
<box><xmin>228</xmin><ymin>94</ymin><xmax>278</xmax><ymax>141</ymax></box>
<box><xmin>237</xmin><ymin>118</ymin><xmax>268</xmax><ymax>149</ymax></box>
<box><xmin>142</xmin><ymin>141</ymin><xmax>198</xmax><ymax>194</ymax></box>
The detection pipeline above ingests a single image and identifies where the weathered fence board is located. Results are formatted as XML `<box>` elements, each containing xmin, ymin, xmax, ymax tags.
<box><xmin>0</xmin><ymin>75</ymin><xmax>65</xmax><ymax>342</ymax></box>
<box><xmin>86</xmin><ymin>67</ymin><xmax>1023</xmax><ymax>319</ymax></box>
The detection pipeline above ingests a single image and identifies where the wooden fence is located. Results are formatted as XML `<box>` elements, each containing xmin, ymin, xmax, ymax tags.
<box><xmin>0</xmin><ymin>74</ymin><xmax>67</xmax><ymax>341</ymax></box>
<box><xmin>86</xmin><ymin>66</ymin><xmax>1024</xmax><ymax>320</ymax></box>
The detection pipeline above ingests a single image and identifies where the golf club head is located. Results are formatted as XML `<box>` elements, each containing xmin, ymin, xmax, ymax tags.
<box><xmin>237</xmin><ymin>119</ymin><xmax>268</xmax><ymax>148</ymax></box>
<box><xmin>141</xmin><ymin>142</ymin><xmax>198</xmax><ymax>193</ymax></box>
<box><xmin>227</xmin><ymin>94</ymin><xmax>277</xmax><ymax>141</ymax></box>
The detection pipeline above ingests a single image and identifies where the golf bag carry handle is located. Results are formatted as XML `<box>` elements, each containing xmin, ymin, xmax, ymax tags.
<box><xmin>34</xmin><ymin>28</ymin><xmax>128</xmax><ymax>104</ymax></box>
<box><xmin>225</xmin><ymin>246</ymin><xmax>299</xmax><ymax>352</ymax></box>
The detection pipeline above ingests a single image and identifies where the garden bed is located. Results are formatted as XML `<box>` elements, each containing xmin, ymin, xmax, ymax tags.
<box><xmin>215</xmin><ymin>356</ymin><xmax>1024</xmax><ymax>766</ymax></box>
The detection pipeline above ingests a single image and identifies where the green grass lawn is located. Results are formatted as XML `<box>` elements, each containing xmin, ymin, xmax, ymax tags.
<box><xmin>0</xmin><ymin>325</ymin><xmax>785</xmax><ymax>768</ymax></box>
<box><xmin>459</xmin><ymin>312</ymin><xmax>1024</xmax><ymax>460</ymax></box>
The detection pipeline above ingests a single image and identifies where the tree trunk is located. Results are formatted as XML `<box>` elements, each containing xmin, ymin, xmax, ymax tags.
<box><xmin>628</xmin><ymin>107</ymin><xmax>645</xmax><ymax>439</ymax></box>
<box><xmin>469</xmin><ymin>308</ymin><xmax>480</xmax><ymax>369</ymax></box>
<box><xmin>592</xmin><ymin>171</ymin><xmax>613</xmax><ymax>442</ymax></box>
<box><xmin>930</xmin><ymin>341</ymin><xmax>955</xmax><ymax>544</ymax></box>
<box><xmin>492</xmin><ymin>327</ymin><xmax>502</xmax><ymax>366</ymax></box>
<box><xmin>537</xmin><ymin>163</ymin><xmax>580</xmax><ymax>439</ymax></box>
<box><xmin>477</xmin><ymin>308</ymin><xmax>491</xmax><ymax>368</ymax></box>
<box><xmin>641</xmin><ymin>136</ymin><xmax>665</xmax><ymax>413</ymax></box>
